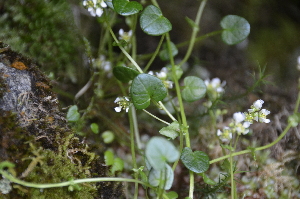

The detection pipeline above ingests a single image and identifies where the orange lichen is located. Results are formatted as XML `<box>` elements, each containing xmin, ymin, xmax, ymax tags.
<box><xmin>35</xmin><ymin>82</ymin><xmax>50</xmax><ymax>90</ymax></box>
<box><xmin>11</xmin><ymin>61</ymin><xmax>28</xmax><ymax>70</ymax></box>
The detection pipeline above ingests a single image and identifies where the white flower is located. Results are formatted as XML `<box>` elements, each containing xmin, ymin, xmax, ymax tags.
<box><xmin>119</xmin><ymin>29</ymin><xmax>133</xmax><ymax>42</ymax></box>
<box><xmin>233</xmin><ymin>112</ymin><xmax>245</xmax><ymax>123</ymax></box>
<box><xmin>205</xmin><ymin>77</ymin><xmax>226</xmax><ymax>100</ymax></box>
<box><xmin>114</xmin><ymin>97</ymin><xmax>130</xmax><ymax>113</ymax></box>
<box><xmin>148</xmin><ymin>71</ymin><xmax>154</xmax><ymax>75</ymax></box>
<box><xmin>253</xmin><ymin>99</ymin><xmax>264</xmax><ymax>110</ymax></box>
<box><xmin>217</xmin><ymin>127</ymin><xmax>232</xmax><ymax>142</ymax></box>
<box><xmin>156</xmin><ymin>67</ymin><xmax>168</xmax><ymax>79</ymax></box>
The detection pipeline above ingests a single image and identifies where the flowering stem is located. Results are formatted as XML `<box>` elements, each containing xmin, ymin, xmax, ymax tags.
<box><xmin>210</xmin><ymin>123</ymin><xmax>293</xmax><ymax>164</ymax></box>
<box><xmin>158</xmin><ymin>101</ymin><xmax>177</xmax><ymax>122</ymax></box>
<box><xmin>129</xmin><ymin>106</ymin><xmax>139</xmax><ymax>198</ymax></box>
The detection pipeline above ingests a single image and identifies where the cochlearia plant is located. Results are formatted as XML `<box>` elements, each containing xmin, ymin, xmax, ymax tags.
<box><xmin>1</xmin><ymin>0</ymin><xmax>300</xmax><ymax>198</ymax></box>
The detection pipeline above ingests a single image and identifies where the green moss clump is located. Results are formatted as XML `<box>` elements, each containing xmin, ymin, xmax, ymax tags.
<box><xmin>21</xmin><ymin>146</ymin><xmax>97</xmax><ymax>199</ymax></box>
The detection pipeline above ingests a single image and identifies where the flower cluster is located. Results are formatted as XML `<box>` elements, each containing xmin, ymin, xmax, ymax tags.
<box><xmin>244</xmin><ymin>99</ymin><xmax>270</xmax><ymax>124</ymax></box>
<box><xmin>204</xmin><ymin>77</ymin><xmax>226</xmax><ymax>100</ymax></box>
<box><xmin>83</xmin><ymin>0</ymin><xmax>107</xmax><ymax>17</ymax></box>
<box><xmin>217</xmin><ymin>99</ymin><xmax>270</xmax><ymax>143</ymax></box>
<box><xmin>114</xmin><ymin>97</ymin><xmax>131</xmax><ymax>113</ymax></box>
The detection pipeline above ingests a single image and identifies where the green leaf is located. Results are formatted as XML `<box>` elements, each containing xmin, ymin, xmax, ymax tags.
<box><xmin>67</xmin><ymin>105</ymin><xmax>80</xmax><ymax>122</ymax></box>
<box><xmin>148</xmin><ymin>164</ymin><xmax>174</xmax><ymax>190</ymax></box>
<box><xmin>113</xmin><ymin>66</ymin><xmax>140</xmax><ymax>83</ymax></box>
<box><xmin>145</xmin><ymin>136</ymin><xmax>180</xmax><ymax>170</ymax></box>
<box><xmin>159</xmin><ymin>42</ymin><xmax>178</xmax><ymax>61</ymax></box>
<box><xmin>220</xmin><ymin>15</ymin><xmax>250</xmax><ymax>45</ymax></box>
<box><xmin>90</xmin><ymin>123</ymin><xmax>99</xmax><ymax>134</ymax></box>
<box><xmin>159</xmin><ymin>121</ymin><xmax>180</xmax><ymax>139</ymax></box>
<box><xmin>185</xmin><ymin>16</ymin><xmax>198</xmax><ymax>29</ymax></box>
<box><xmin>180</xmin><ymin>147</ymin><xmax>209</xmax><ymax>173</ymax></box>
<box><xmin>165</xmin><ymin>191</ymin><xmax>178</xmax><ymax>199</ymax></box>
<box><xmin>130</xmin><ymin>74</ymin><xmax>167</xmax><ymax>109</ymax></box>
<box><xmin>199</xmin><ymin>173</ymin><xmax>216</xmax><ymax>185</ymax></box>
<box><xmin>182</xmin><ymin>76</ymin><xmax>206</xmax><ymax>102</ymax></box>
<box><xmin>140</xmin><ymin>5</ymin><xmax>172</xmax><ymax>36</ymax></box>
<box><xmin>112</xmin><ymin>0</ymin><xmax>143</xmax><ymax>16</ymax></box>
<box><xmin>104</xmin><ymin>150</ymin><xmax>114</xmax><ymax>166</ymax></box>
<box><xmin>221</xmin><ymin>159</ymin><xmax>231</xmax><ymax>173</ymax></box>
<box><xmin>111</xmin><ymin>157</ymin><xmax>124</xmax><ymax>174</ymax></box>
<box><xmin>102</xmin><ymin>130</ymin><xmax>115</xmax><ymax>144</ymax></box>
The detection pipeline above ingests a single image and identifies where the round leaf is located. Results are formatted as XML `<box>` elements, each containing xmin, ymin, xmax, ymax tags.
<box><xmin>113</xmin><ymin>66</ymin><xmax>140</xmax><ymax>83</ymax></box>
<box><xmin>90</xmin><ymin>123</ymin><xmax>99</xmax><ymax>134</ymax></box>
<box><xmin>140</xmin><ymin>5</ymin><xmax>172</xmax><ymax>36</ymax></box>
<box><xmin>180</xmin><ymin>147</ymin><xmax>209</xmax><ymax>173</ymax></box>
<box><xmin>130</xmin><ymin>74</ymin><xmax>167</xmax><ymax>109</ymax></box>
<box><xmin>148</xmin><ymin>164</ymin><xmax>174</xmax><ymax>190</ymax></box>
<box><xmin>104</xmin><ymin>150</ymin><xmax>114</xmax><ymax>166</ymax></box>
<box><xmin>112</xmin><ymin>0</ymin><xmax>143</xmax><ymax>16</ymax></box>
<box><xmin>145</xmin><ymin>136</ymin><xmax>179</xmax><ymax>170</ymax></box>
<box><xmin>102</xmin><ymin>130</ymin><xmax>115</xmax><ymax>143</ymax></box>
<box><xmin>182</xmin><ymin>76</ymin><xmax>206</xmax><ymax>102</ymax></box>
<box><xmin>220</xmin><ymin>15</ymin><xmax>250</xmax><ymax>45</ymax></box>
<box><xmin>67</xmin><ymin>105</ymin><xmax>80</xmax><ymax>122</ymax></box>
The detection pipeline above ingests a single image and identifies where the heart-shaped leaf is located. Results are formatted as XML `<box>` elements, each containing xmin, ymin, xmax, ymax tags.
<box><xmin>220</xmin><ymin>15</ymin><xmax>250</xmax><ymax>45</ymax></box>
<box><xmin>140</xmin><ymin>5</ymin><xmax>172</xmax><ymax>36</ymax></box>
<box><xmin>146</xmin><ymin>136</ymin><xmax>179</xmax><ymax>170</ymax></box>
<box><xmin>113</xmin><ymin>0</ymin><xmax>143</xmax><ymax>16</ymax></box>
<box><xmin>67</xmin><ymin>105</ymin><xmax>80</xmax><ymax>122</ymax></box>
<box><xmin>159</xmin><ymin>121</ymin><xmax>180</xmax><ymax>139</ymax></box>
<box><xmin>159</xmin><ymin>42</ymin><xmax>178</xmax><ymax>61</ymax></box>
<box><xmin>130</xmin><ymin>73</ymin><xmax>167</xmax><ymax>109</ymax></box>
<box><xmin>180</xmin><ymin>147</ymin><xmax>209</xmax><ymax>173</ymax></box>
<box><xmin>148</xmin><ymin>164</ymin><xmax>174</xmax><ymax>190</ymax></box>
<box><xmin>182</xmin><ymin>76</ymin><xmax>206</xmax><ymax>102</ymax></box>
<box><xmin>113</xmin><ymin>66</ymin><xmax>140</xmax><ymax>83</ymax></box>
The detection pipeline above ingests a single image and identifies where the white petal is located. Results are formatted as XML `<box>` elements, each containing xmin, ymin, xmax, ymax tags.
<box><xmin>264</xmin><ymin>119</ymin><xmax>270</xmax><ymax>123</ymax></box>
<box><xmin>95</xmin><ymin>8</ymin><xmax>103</xmax><ymax>17</ymax></box>
<box><xmin>260</xmin><ymin>109</ymin><xmax>270</xmax><ymax>115</ymax></box>
<box><xmin>233</xmin><ymin>112</ymin><xmax>245</xmax><ymax>123</ymax></box>
<box><xmin>253</xmin><ymin>99</ymin><xmax>264</xmax><ymax>109</ymax></box>
<box><xmin>101</xmin><ymin>1</ymin><xmax>107</xmax><ymax>7</ymax></box>
<box><xmin>119</xmin><ymin>29</ymin><xmax>124</xmax><ymax>36</ymax></box>
<box><xmin>114</xmin><ymin>107</ymin><xmax>122</xmax><ymax>112</ymax></box>
<box><xmin>243</xmin><ymin>122</ymin><xmax>251</xmax><ymax>128</ymax></box>
<box><xmin>217</xmin><ymin>129</ymin><xmax>222</xmax><ymax>136</ymax></box>
<box><xmin>211</xmin><ymin>78</ymin><xmax>221</xmax><ymax>88</ymax></box>
<box><xmin>114</xmin><ymin>97</ymin><xmax>121</xmax><ymax>103</ymax></box>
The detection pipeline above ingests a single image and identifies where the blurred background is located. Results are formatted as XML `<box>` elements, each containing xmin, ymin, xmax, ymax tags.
<box><xmin>1</xmin><ymin>0</ymin><xmax>300</xmax><ymax>197</ymax></box>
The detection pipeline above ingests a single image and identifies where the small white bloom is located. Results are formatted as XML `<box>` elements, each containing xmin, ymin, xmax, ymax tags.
<box><xmin>217</xmin><ymin>127</ymin><xmax>232</xmax><ymax>142</ymax></box>
<box><xmin>260</xmin><ymin>109</ymin><xmax>270</xmax><ymax>116</ymax></box>
<box><xmin>118</xmin><ymin>29</ymin><xmax>133</xmax><ymax>42</ymax></box>
<box><xmin>253</xmin><ymin>99</ymin><xmax>264</xmax><ymax>110</ymax></box>
<box><xmin>148</xmin><ymin>71</ymin><xmax>154</xmax><ymax>75</ymax></box>
<box><xmin>156</xmin><ymin>67</ymin><xmax>168</xmax><ymax>79</ymax></box>
<box><xmin>205</xmin><ymin>77</ymin><xmax>226</xmax><ymax>99</ymax></box>
<box><xmin>233</xmin><ymin>112</ymin><xmax>245</xmax><ymax>123</ymax></box>
<box><xmin>83</xmin><ymin>0</ymin><xmax>106</xmax><ymax>17</ymax></box>
<box><xmin>114</xmin><ymin>97</ymin><xmax>121</xmax><ymax>103</ymax></box>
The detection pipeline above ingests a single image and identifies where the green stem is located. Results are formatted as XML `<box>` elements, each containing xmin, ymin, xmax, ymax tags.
<box><xmin>178</xmin><ymin>0</ymin><xmax>207</xmax><ymax>67</ymax></box>
<box><xmin>108</xmin><ymin>28</ymin><xmax>143</xmax><ymax>73</ymax></box>
<box><xmin>129</xmin><ymin>106</ymin><xmax>139</xmax><ymax>198</ymax></box>
<box><xmin>0</xmin><ymin>170</ymin><xmax>152</xmax><ymax>189</ymax></box>
<box><xmin>158</xmin><ymin>101</ymin><xmax>177</xmax><ymax>122</ymax></box>
<box><xmin>142</xmin><ymin>109</ymin><xmax>170</xmax><ymax>125</ymax></box>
